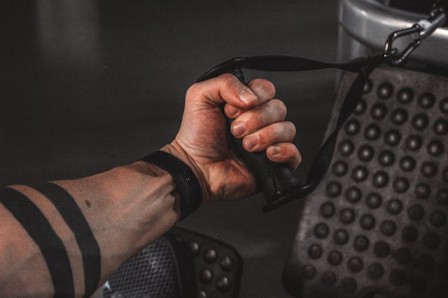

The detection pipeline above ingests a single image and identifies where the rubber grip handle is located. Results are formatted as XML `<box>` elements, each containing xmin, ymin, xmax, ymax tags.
<box><xmin>229</xmin><ymin>69</ymin><xmax>299</xmax><ymax>203</ymax></box>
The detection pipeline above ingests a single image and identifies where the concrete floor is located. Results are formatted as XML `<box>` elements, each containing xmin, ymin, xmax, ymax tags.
<box><xmin>0</xmin><ymin>0</ymin><xmax>338</xmax><ymax>297</ymax></box>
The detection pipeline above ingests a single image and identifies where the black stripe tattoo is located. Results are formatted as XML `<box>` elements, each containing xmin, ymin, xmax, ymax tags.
<box><xmin>32</xmin><ymin>183</ymin><xmax>101</xmax><ymax>298</ymax></box>
<box><xmin>0</xmin><ymin>187</ymin><xmax>75</xmax><ymax>297</ymax></box>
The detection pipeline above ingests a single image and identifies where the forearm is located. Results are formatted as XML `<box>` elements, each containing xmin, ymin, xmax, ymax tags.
<box><xmin>0</xmin><ymin>74</ymin><xmax>300</xmax><ymax>297</ymax></box>
<box><xmin>0</xmin><ymin>161</ymin><xmax>180</xmax><ymax>297</ymax></box>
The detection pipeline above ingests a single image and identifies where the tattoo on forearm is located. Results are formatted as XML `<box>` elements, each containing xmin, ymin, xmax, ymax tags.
<box><xmin>0</xmin><ymin>187</ymin><xmax>75</xmax><ymax>297</ymax></box>
<box><xmin>32</xmin><ymin>183</ymin><xmax>101</xmax><ymax>298</ymax></box>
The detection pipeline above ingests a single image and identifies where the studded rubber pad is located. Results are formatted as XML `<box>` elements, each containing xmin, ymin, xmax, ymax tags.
<box><xmin>103</xmin><ymin>227</ymin><xmax>242</xmax><ymax>298</ymax></box>
<box><xmin>169</xmin><ymin>227</ymin><xmax>243</xmax><ymax>298</ymax></box>
<box><xmin>103</xmin><ymin>236</ymin><xmax>185</xmax><ymax>298</ymax></box>
<box><xmin>284</xmin><ymin>67</ymin><xmax>448</xmax><ymax>298</ymax></box>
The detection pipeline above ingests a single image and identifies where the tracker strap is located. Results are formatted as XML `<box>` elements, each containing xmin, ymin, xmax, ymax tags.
<box><xmin>141</xmin><ymin>151</ymin><xmax>202</xmax><ymax>219</ymax></box>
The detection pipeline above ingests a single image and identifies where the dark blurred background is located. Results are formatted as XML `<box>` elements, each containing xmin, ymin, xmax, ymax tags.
<box><xmin>0</xmin><ymin>1</ymin><xmax>338</xmax><ymax>297</ymax></box>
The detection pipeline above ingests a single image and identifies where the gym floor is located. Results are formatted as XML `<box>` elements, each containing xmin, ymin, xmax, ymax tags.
<box><xmin>0</xmin><ymin>0</ymin><xmax>337</xmax><ymax>297</ymax></box>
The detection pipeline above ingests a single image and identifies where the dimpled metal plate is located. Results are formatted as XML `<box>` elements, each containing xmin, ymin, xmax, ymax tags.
<box><xmin>284</xmin><ymin>67</ymin><xmax>448</xmax><ymax>298</ymax></box>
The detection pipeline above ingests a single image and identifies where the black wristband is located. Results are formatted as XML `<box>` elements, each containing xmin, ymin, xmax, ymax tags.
<box><xmin>141</xmin><ymin>151</ymin><xmax>202</xmax><ymax>219</ymax></box>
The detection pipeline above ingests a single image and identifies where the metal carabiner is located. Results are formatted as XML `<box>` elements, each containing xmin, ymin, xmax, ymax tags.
<box><xmin>383</xmin><ymin>7</ymin><xmax>447</xmax><ymax>66</ymax></box>
<box><xmin>384</xmin><ymin>25</ymin><xmax>422</xmax><ymax>66</ymax></box>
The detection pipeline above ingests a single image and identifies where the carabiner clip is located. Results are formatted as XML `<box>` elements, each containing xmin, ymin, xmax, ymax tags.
<box><xmin>384</xmin><ymin>7</ymin><xmax>446</xmax><ymax>66</ymax></box>
<box><xmin>384</xmin><ymin>25</ymin><xmax>421</xmax><ymax>66</ymax></box>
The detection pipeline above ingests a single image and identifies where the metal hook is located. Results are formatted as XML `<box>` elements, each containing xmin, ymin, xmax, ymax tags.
<box><xmin>384</xmin><ymin>25</ymin><xmax>422</xmax><ymax>66</ymax></box>
<box><xmin>383</xmin><ymin>7</ymin><xmax>446</xmax><ymax>66</ymax></box>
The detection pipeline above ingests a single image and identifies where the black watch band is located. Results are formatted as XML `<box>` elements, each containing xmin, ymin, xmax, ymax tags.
<box><xmin>141</xmin><ymin>151</ymin><xmax>202</xmax><ymax>219</ymax></box>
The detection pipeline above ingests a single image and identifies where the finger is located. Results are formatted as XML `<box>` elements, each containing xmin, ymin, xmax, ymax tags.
<box><xmin>230</xmin><ymin>99</ymin><xmax>287</xmax><ymax>138</ymax></box>
<box><xmin>266</xmin><ymin>143</ymin><xmax>302</xmax><ymax>170</ymax></box>
<box><xmin>247</xmin><ymin>79</ymin><xmax>276</xmax><ymax>104</ymax></box>
<box><xmin>224</xmin><ymin>79</ymin><xmax>276</xmax><ymax>119</ymax></box>
<box><xmin>224</xmin><ymin>104</ymin><xmax>242</xmax><ymax>119</ymax></box>
<box><xmin>242</xmin><ymin>121</ymin><xmax>296</xmax><ymax>152</ymax></box>
<box><xmin>187</xmin><ymin>74</ymin><xmax>258</xmax><ymax>109</ymax></box>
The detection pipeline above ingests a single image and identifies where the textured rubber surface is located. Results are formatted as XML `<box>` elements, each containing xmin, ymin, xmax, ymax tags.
<box><xmin>103</xmin><ymin>236</ymin><xmax>187</xmax><ymax>298</ymax></box>
<box><xmin>102</xmin><ymin>227</ymin><xmax>242</xmax><ymax>298</ymax></box>
<box><xmin>284</xmin><ymin>67</ymin><xmax>448</xmax><ymax>298</ymax></box>
<box><xmin>170</xmin><ymin>228</ymin><xmax>243</xmax><ymax>298</ymax></box>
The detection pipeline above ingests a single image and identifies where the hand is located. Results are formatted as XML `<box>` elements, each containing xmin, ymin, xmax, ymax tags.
<box><xmin>162</xmin><ymin>74</ymin><xmax>301</xmax><ymax>202</ymax></box>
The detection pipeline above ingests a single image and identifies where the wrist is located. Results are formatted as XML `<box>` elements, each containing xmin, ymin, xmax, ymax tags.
<box><xmin>141</xmin><ymin>146</ymin><xmax>204</xmax><ymax>218</ymax></box>
<box><xmin>161</xmin><ymin>142</ymin><xmax>210</xmax><ymax>202</ymax></box>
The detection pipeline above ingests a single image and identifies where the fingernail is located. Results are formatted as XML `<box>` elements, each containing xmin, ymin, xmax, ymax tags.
<box><xmin>231</xmin><ymin>122</ymin><xmax>246</xmax><ymax>137</ymax></box>
<box><xmin>239</xmin><ymin>87</ymin><xmax>256</xmax><ymax>104</ymax></box>
<box><xmin>244</xmin><ymin>135</ymin><xmax>259</xmax><ymax>151</ymax></box>
<box><xmin>269</xmin><ymin>146</ymin><xmax>281</xmax><ymax>155</ymax></box>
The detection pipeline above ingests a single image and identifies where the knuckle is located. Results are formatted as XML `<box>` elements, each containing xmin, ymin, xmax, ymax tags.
<box><xmin>220</xmin><ymin>73</ymin><xmax>238</xmax><ymax>89</ymax></box>
<box><xmin>296</xmin><ymin>149</ymin><xmax>302</xmax><ymax>166</ymax></box>
<box><xmin>225</xmin><ymin>104</ymin><xmax>239</xmax><ymax>118</ymax></box>
<box><xmin>291</xmin><ymin>145</ymin><xmax>302</xmax><ymax>166</ymax></box>
<box><xmin>271</xmin><ymin>99</ymin><xmax>287</xmax><ymax>118</ymax></box>
<box><xmin>267</xmin><ymin>125</ymin><xmax>278</xmax><ymax>141</ymax></box>
<box><xmin>252</xmin><ymin>111</ymin><xmax>264</xmax><ymax>129</ymax></box>
<box><xmin>252</xmin><ymin>79</ymin><xmax>276</xmax><ymax>98</ymax></box>
<box><xmin>220</xmin><ymin>73</ymin><xmax>236</xmax><ymax>81</ymax></box>
<box><xmin>242</xmin><ymin>107</ymin><xmax>264</xmax><ymax>130</ymax></box>
<box><xmin>186</xmin><ymin>83</ymin><xmax>202</xmax><ymax>99</ymax></box>
<box><xmin>264</xmin><ymin>80</ymin><xmax>276</xmax><ymax>97</ymax></box>
<box><xmin>285</xmin><ymin>121</ymin><xmax>296</xmax><ymax>137</ymax></box>
<box><xmin>272</xmin><ymin>122</ymin><xmax>294</xmax><ymax>142</ymax></box>
<box><xmin>256</xmin><ymin>133</ymin><xmax>267</xmax><ymax>148</ymax></box>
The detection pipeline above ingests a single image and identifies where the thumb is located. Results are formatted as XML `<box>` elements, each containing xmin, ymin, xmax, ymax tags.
<box><xmin>186</xmin><ymin>73</ymin><xmax>258</xmax><ymax>109</ymax></box>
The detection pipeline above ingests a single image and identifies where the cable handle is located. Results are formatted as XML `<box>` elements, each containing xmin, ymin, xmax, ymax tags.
<box><xmin>196</xmin><ymin>62</ymin><xmax>300</xmax><ymax>205</ymax></box>
<box><xmin>196</xmin><ymin>55</ymin><xmax>381</xmax><ymax>212</ymax></box>
<box><xmin>195</xmin><ymin>3</ymin><xmax>445</xmax><ymax>209</ymax></box>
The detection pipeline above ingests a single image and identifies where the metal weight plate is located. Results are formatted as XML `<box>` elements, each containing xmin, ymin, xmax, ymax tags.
<box><xmin>284</xmin><ymin>67</ymin><xmax>448</xmax><ymax>298</ymax></box>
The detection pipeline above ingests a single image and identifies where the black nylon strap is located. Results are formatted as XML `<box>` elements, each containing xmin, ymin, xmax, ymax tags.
<box><xmin>197</xmin><ymin>56</ymin><xmax>372</xmax><ymax>82</ymax></box>
<box><xmin>141</xmin><ymin>151</ymin><xmax>202</xmax><ymax>219</ymax></box>
<box><xmin>305</xmin><ymin>57</ymin><xmax>383</xmax><ymax>187</ymax></box>
<box><xmin>32</xmin><ymin>183</ymin><xmax>101</xmax><ymax>298</ymax></box>
<box><xmin>243</xmin><ymin>55</ymin><xmax>371</xmax><ymax>72</ymax></box>
<box><xmin>0</xmin><ymin>187</ymin><xmax>75</xmax><ymax>297</ymax></box>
